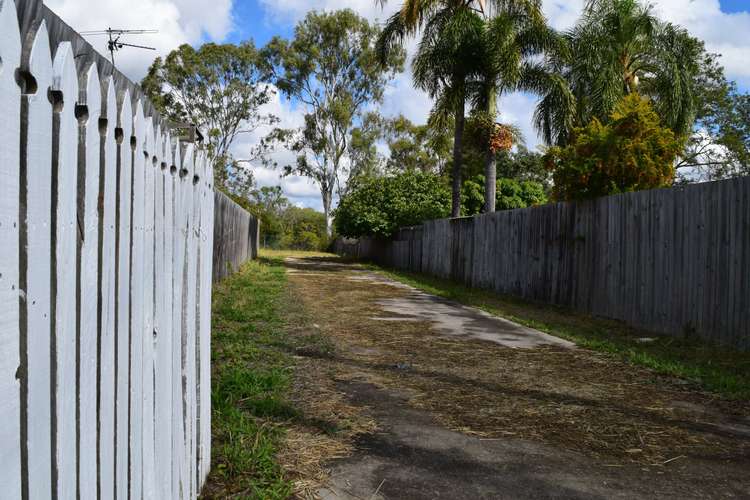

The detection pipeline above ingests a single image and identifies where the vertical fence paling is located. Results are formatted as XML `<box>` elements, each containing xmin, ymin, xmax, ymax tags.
<box><xmin>21</xmin><ymin>17</ymin><xmax>52</xmax><ymax>500</ymax></box>
<box><xmin>0</xmin><ymin>0</ymin><xmax>21</xmax><ymax>496</ymax></box>
<box><xmin>212</xmin><ymin>191</ymin><xmax>260</xmax><ymax>282</ymax></box>
<box><xmin>1</xmin><ymin>0</ymin><xmax>219</xmax><ymax>497</ymax></box>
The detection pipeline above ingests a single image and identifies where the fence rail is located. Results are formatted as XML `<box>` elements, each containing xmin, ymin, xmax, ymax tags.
<box><xmin>336</xmin><ymin>176</ymin><xmax>750</xmax><ymax>350</ymax></box>
<box><xmin>0</xmin><ymin>0</ymin><xmax>254</xmax><ymax>497</ymax></box>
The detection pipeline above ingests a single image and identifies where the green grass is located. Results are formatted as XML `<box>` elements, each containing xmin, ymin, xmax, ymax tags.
<box><xmin>368</xmin><ymin>264</ymin><xmax>750</xmax><ymax>400</ymax></box>
<box><xmin>207</xmin><ymin>255</ymin><xmax>296</xmax><ymax>499</ymax></box>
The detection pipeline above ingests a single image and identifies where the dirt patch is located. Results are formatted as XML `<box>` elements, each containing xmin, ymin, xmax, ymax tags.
<box><xmin>281</xmin><ymin>256</ymin><xmax>750</xmax><ymax>496</ymax></box>
<box><xmin>320</xmin><ymin>380</ymin><xmax>750</xmax><ymax>499</ymax></box>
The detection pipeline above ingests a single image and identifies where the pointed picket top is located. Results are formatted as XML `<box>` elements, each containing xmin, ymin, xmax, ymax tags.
<box><xmin>164</xmin><ymin>130</ymin><xmax>173</xmax><ymax>169</ymax></box>
<box><xmin>144</xmin><ymin>115</ymin><xmax>154</xmax><ymax>160</ymax></box>
<box><xmin>0</xmin><ymin>0</ymin><xmax>22</xmax><ymax>495</ymax></box>
<box><xmin>119</xmin><ymin>88</ymin><xmax>133</xmax><ymax>142</ymax></box>
<box><xmin>82</xmin><ymin>61</ymin><xmax>101</xmax><ymax>118</ymax></box>
<box><xmin>133</xmin><ymin>99</ymin><xmax>145</xmax><ymax>152</ymax></box>
<box><xmin>154</xmin><ymin>123</ymin><xmax>162</xmax><ymax>163</ymax></box>
<box><xmin>172</xmin><ymin>137</ymin><xmax>181</xmax><ymax>176</ymax></box>
<box><xmin>0</xmin><ymin>0</ymin><xmax>21</xmax><ymax>52</ymax></box>
<box><xmin>24</xmin><ymin>20</ymin><xmax>52</xmax><ymax>94</ymax></box>
<box><xmin>52</xmin><ymin>41</ymin><xmax>77</xmax><ymax>101</ymax></box>
<box><xmin>102</xmin><ymin>75</ymin><xmax>116</xmax><ymax>119</ymax></box>
<box><xmin>182</xmin><ymin>142</ymin><xmax>195</xmax><ymax>179</ymax></box>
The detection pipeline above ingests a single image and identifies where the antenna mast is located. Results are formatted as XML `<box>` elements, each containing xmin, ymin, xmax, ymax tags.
<box><xmin>79</xmin><ymin>28</ymin><xmax>159</xmax><ymax>67</ymax></box>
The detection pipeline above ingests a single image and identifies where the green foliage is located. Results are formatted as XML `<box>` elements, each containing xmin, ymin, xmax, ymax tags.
<box><xmin>230</xmin><ymin>187</ymin><xmax>328</xmax><ymax>251</ymax></box>
<box><xmin>462</xmin><ymin>175</ymin><xmax>548</xmax><ymax>216</ymax></box>
<box><xmin>334</xmin><ymin>171</ymin><xmax>451</xmax><ymax>238</ymax></box>
<box><xmin>545</xmin><ymin>94</ymin><xmax>681</xmax><ymax>201</ymax></box>
<box><xmin>278</xmin><ymin>207</ymin><xmax>328</xmax><ymax>251</ymax></box>
<box><xmin>262</xmin><ymin>10</ymin><xmax>405</xmax><ymax>231</ymax></box>
<box><xmin>497</xmin><ymin>178</ymin><xmax>547</xmax><ymax>210</ymax></box>
<box><xmin>536</xmin><ymin>0</ymin><xmax>702</xmax><ymax>145</ymax></box>
<box><xmin>384</xmin><ymin>115</ymin><xmax>453</xmax><ymax>174</ymax></box>
<box><xmin>142</xmin><ymin>42</ymin><xmax>277</xmax><ymax>196</ymax></box>
<box><xmin>346</xmin><ymin>112</ymin><xmax>386</xmax><ymax>191</ymax></box>
<box><xmin>495</xmin><ymin>146</ymin><xmax>551</xmax><ymax>189</ymax></box>
<box><xmin>678</xmin><ymin>51</ymin><xmax>750</xmax><ymax>181</ymax></box>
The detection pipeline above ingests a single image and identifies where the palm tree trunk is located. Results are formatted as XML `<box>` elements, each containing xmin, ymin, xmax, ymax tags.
<box><xmin>452</xmin><ymin>91</ymin><xmax>465</xmax><ymax>218</ymax></box>
<box><xmin>484</xmin><ymin>87</ymin><xmax>497</xmax><ymax>213</ymax></box>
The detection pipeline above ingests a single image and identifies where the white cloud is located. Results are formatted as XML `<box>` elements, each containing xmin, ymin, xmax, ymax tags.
<box><xmin>229</xmin><ymin>84</ymin><xmax>326</xmax><ymax>209</ymax></box>
<box><xmin>45</xmin><ymin>0</ymin><xmax>234</xmax><ymax>80</ymax></box>
<box><xmin>651</xmin><ymin>0</ymin><xmax>750</xmax><ymax>86</ymax></box>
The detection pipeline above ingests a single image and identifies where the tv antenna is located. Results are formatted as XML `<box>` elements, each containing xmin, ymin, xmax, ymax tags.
<box><xmin>79</xmin><ymin>28</ymin><xmax>158</xmax><ymax>67</ymax></box>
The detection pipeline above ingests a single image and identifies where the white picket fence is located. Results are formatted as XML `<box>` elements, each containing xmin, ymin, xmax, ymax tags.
<box><xmin>1</xmin><ymin>0</ymin><xmax>214</xmax><ymax>497</ymax></box>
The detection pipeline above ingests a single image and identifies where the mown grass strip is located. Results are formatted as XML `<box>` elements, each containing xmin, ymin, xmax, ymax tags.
<box><xmin>205</xmin><ymin>256</ymin><xmax>295</xmax><ymax>499</ymax></box>
<box><xmin>368</xmin><ymin>265</ymin><xmax>750</xmax><ymax>400</ymax></box>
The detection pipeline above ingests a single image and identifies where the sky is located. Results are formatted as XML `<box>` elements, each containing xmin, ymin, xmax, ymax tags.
<box><xmin>47</xmin><ymin>0</ymin><xmax>750</xmax><ymax>210</ymax></box>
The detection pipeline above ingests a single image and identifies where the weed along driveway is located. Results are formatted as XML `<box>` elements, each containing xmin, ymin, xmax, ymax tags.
<box><xmin>280</xmin><ymin>255</ymin><xmax>750</xmax><ymax>499</ymax></box>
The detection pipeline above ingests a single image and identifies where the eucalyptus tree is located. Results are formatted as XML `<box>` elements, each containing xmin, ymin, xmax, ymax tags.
<box><xmin>535</xmin><ymin>0</ymin><xmax>702</xmax><ymax>146</ymax></box>
<box><xmin>376</xmin><ymin>0</ymin><xmax>540</xmax><ymax>217</ymax></box>
<box><xmin>263</xmin><ymin>10</ymin><xmax>405</xmax><ymax>234</ymax></box>
<box><xmin>142</xmin><ymin>42</ymin><xmax>277</xmax><ymax>195</ymax></box>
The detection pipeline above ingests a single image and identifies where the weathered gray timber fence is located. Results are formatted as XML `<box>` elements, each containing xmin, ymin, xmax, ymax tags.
<box><xmin>0</xmin><ymin>0</ymin><xmax>259</xmax><ymax>497</ymax></box>
<box><xmin>212</xmin><ymin>191</ymin><xmax>260</xmax><ymax>282</ymax></box>
<box><xmin>336</xmin><ymin>176</ymin><xmax>750</xmax><ymax>350</ymax></box>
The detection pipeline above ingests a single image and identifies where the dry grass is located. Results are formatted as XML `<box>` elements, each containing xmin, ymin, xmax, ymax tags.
<box><xmin>271</xmin><ymin>255</ymin><xmax>377</xmax><ymax>499</ymax></box>
<box><xmin>283</xmin><ymin>256</ymin><xmax>750</xmax><ymax>468</ymax></box>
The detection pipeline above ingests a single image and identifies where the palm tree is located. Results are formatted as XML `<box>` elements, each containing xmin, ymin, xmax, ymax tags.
<box><xmin>536</xmin><ymin>0</ymin><xmax>702</xmax><ymax>146</ymax></box>
<box><xmin>469</xmin><ymin>3</ymin><xmax>560</xmax><ymax>211</ymax></box>
<box><xmin>376</xmin><ymin>0</ymin><xmax>541</xmax><ymax>217</ymax></box>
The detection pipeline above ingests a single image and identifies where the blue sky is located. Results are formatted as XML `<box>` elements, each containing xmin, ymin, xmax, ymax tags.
<box><xmin>49</xmin><ymin>0</ymin><xmax>750</xmax><ymax>210</ymax></box>
<box><xmin>720</xmin><ymin>0</ymin><xmax>748</xmax><ymax>13</ymax></box>
<box><xmin>227</xmin><ymin>1</ymin><xmax>750</xmax><ymax>43</ymax></box>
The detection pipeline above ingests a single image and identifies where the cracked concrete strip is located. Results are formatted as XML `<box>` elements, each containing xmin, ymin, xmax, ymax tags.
<box><xmin>349</xmin><ymin>272</ymin><xmax>574</xmax><ymax>349</ymax></box>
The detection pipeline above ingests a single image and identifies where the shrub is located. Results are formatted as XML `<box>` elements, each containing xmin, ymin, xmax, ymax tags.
<box><xmin>545</xmin><ymin>94</ymin><xmax>682</xmax><ymax>201</ymax></box>
<box><xmin>462</xmin><ymin>175</ymin><xmax>548</xmax><ymax>216</ymax></box>
<box><xmin>334</xmin><ymin>171</ymin><xmax>451</xmax><ymax>238</ymax></box>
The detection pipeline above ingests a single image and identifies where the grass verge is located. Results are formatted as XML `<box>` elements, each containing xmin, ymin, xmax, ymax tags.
<box><xmin>203</xmin><ymin>252</ymin><xmax>371</xmax><ymax>499</ymax></box>
<box><xmin>202</xmin><ymin>256</ymin><xmax>294</xmax><ymax>498</ymax></box>
<box><xmin>368</xmin><ymin>264</ymin><xmax>750</xmax><ymax>400</ymax></box>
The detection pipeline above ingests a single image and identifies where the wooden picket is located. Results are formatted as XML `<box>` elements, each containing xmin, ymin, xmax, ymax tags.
<box><xmin>79</xmin><ymin>60</ymin><xmax>101</xmax><ymax>500</ymax></box>
<box><xmin>99</xmin><ymin>77</ymin><xmax>118</xmax><ymax>499</ymax></box>
<box><xmin>0</xmin><ymin>1</ymin><xmax>262</xmax><ymax>496</ymax></box>
<box><xmin>20</xmin><ymin>16</ymin><xmax>53</xmax><ymax>500</ymax></box>
<box><xmin>52</xmin><ymin>39</ymin><xmax>80</xmax><ymax>500</ymax></box>
<box><xmin>0</xmin><ymin>1</ymin><xmax>22</xmax><ymax>497</ymax></box>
